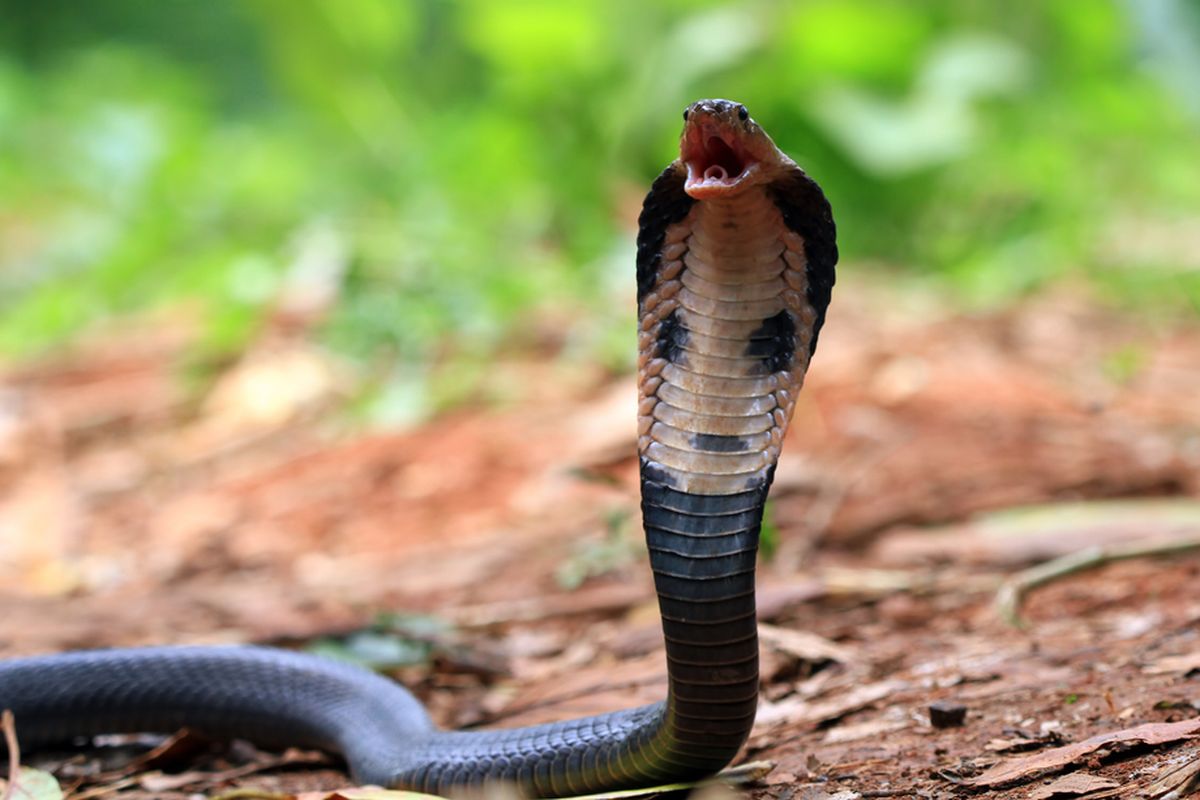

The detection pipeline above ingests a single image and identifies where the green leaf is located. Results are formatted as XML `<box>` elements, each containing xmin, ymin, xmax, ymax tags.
<box><xmin>0</xmin><ymin>767</ymin><xmax>65</xmax><ymax>800</ymax></box>
<box><xmin>329</xmin><ymin>789</ymin><xmax>449</xmax><ymax>800</ymax></box>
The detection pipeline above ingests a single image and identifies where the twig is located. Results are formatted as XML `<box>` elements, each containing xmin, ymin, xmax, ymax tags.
<box><xmin>555</xmin><ymin>760</ymin><xmax>776</xmax><ymax>800</ymax></box>
<box><xmin>996</xmin><ymin>535</ymin><xmax>1200</xmax><ymax>627</ymax></box>
<box><xmin>68</xmin><ymin>775</ymin><xmax>141</xmax><ymax>800</ymax></box>
<box><xmin>208</xmin><ymin>790</ymin><xmax>294</xmax><ymax>800</ymax></box>
<box><xmin>473</xmin><ymin>675</ymin><xmax>665</xmax><ymax>726</ymax></box>
<box><xmin>2</xmin><ymin>709</ymin><xmax>19</xmax><ymax>800</ymax></box>
<box><xmin>447</xmin><ymin>583</ymin><xmax>648</xmax><ymax>628</ymax></box>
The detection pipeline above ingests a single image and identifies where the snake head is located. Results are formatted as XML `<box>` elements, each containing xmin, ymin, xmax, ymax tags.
<box><xmin>679</xmin><ymin>99</ymin><xmax>781</xmax><ymax>199</ymax></box>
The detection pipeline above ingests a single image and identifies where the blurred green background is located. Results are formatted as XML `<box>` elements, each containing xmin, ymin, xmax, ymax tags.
<box><xmin>2</xmin><ymin>0</ymin><xmax>1198</xmax><ymax>421</ymax></box>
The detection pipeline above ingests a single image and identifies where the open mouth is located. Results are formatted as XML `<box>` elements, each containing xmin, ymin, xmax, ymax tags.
<box><xmin>683</xmin><ymin>130</ymin><xmax>757</xmax><ymax>196</ymax></box>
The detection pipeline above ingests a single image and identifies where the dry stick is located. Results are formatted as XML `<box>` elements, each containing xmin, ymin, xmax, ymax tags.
<box><xmin>2</xmin><ymin>709</ymin><xmax>19</xmax><ymax>800</ymax></box>
<box><xmin>1146</xmin><ymin>749</ymin><xmax>1200</xmax><ymax>800</ymax></box>
<box><xmin>477</xmin><ymin>675</ymin><xmax>665</xmax><ymax>725</ymax></box>
<box><xmin>996</xmin><ymin>535</ymin><xmax>1200</xmax><ymax>628</ymax></box>
<box><xmin>775</xmin><ymin>442</ymin><xmax>903</xmax><ymax>572</ymax></box>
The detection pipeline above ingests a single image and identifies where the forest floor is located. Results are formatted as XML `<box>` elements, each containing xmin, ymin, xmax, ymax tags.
<box><xmin>2</xmin><ymin>279</ymin><xmax>1199</xmax><ymax>800</ymax></box>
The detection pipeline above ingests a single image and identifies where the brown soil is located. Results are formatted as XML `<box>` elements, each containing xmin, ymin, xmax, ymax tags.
<box><xmin>2</xmin><ymin>281</ymin><xmax>1198</xmax><ymax>799</ymax></box>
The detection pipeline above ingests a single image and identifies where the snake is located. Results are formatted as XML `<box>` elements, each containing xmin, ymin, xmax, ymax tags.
<box><xmin>0</xmin><ymin>99</ymin><xmax>836</xmax><ymax>798</ymax></box>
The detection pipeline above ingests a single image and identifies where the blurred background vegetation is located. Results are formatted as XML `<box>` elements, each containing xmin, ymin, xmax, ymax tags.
<box><xmin>2</xmin><ymin>0</ymin><xmax>1198</xmax><ymax>423</ymax></box>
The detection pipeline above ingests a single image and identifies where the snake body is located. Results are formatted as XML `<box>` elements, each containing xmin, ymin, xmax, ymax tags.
<box><xmin>0</xmin><ymin>100</ymin><xmax>836</xmax><ymax>797</ymax></box>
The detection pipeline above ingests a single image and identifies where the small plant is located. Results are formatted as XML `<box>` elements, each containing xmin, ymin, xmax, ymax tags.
<box><xmin>307</xmin><ymin>612</ymin><xmax>451</xmax><ymax>670</ymax></box>
<box><xmin>555</xmin><ymin>509</ymin><xmax>641</xmax><ymax>590</ymax></box>
<box><xmin>760</xmin><ymin>501</ymin><xmax>779</xmax><ymax>562</ymax></box>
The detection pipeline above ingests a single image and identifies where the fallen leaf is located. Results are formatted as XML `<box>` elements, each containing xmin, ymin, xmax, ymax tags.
<box><xmin>106</xmin><ymin>728</ymin><xmax>211</xmax><ymax>778</ymax></box>
<box><xmin>1026</xmin><ymin>772</ymin><xmax>1120</xmax><ymax>799</ymax></box>
<box><xmin>795</xmin><ymin>790</ymin><xmax>861</xmax><ymax>800</ymax></box>
<box><xmin>822</xmin><ymin>714</ymin><xmax>909</xmax><ymax>744</ymax></box>
<box><xmin>764</xmin><ymin>771</ymin><xmax>799</xmax><ymax>786</ymax></box>
<box><xmin>328</xmin><ymin>790</ymin><xmax>451</xmax><ymax>800</ymax></box>
<box><xmin>872</xmin><ymin>500</ymin><xmax>1200</xmax><ymax>567</ymax></box>
<box><xmin>966</xmin><ymin>718</ymin><xmax>1200</xmax><ymax>787</ymax></box>
<box><xmin>202</xmin><ymin>342</ymin><xmax>340</xmax><ymax>431</ymax></box>
<box><xmin>212</xmin><ymin>790</ymin><xmax>296</xmax><ymax>800</ymax></box>
<box><xmin>138</xmin><ymin>770</ymin><xmax>216</xmax><ymax>792</ymax></box>
<box><xmin>756</xmin><ymin>679</ymin><xmax>907</xmax><ymax>729</ymax></box>
<box><xmin>984</xmin><ymin>732</ymin><xmax>1065</xmax><ymax>753</ymax></box>
<box><xmin>1142</xmin><ymin>650</ymin><xmax>1200</xmax><ymax>676</ymax></box>
<box><xmin>0</xmin><ymin>767</ymin><xmax>65</xmax><ymax>800</ymax></box>
<box><xmin>293</xmin><ymin>763</ymin><xmax>776</xmax><ymax>800</ymax></box>
<box><xmin>536</xmin><ymin>760</ymin><xmax>774</xmax><ymax>800</ymax></box>
<box><xmin>758</xmin><ymin>623</ymin><xmax>856</xmax><ymax>666</ymax></box>
<box><xmin>293</xmin><ymin>789</ymin><xmax>447</xmax><ymax>800</ymax></box>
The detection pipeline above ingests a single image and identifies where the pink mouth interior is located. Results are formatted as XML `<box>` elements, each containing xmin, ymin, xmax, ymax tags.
<box><xmin>699</xmin><ymin>136</ymin><xmax>745</xmax><ymax>182</ymax></box>
<box><xmin>684</xmin><ymin>130</ymin><xmax>754</xmax><ymax>190</ymax></box>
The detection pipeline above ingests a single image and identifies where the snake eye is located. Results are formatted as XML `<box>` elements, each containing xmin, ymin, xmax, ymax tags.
<box><xmin>737</xmin><ymin>105</ymin><xmax>749</xmax><ymax>121</ymax></box>
<box><xmin>683</xmin><ymin>108</ymin><xmax>689</xmax><ymax>121</ymax></box>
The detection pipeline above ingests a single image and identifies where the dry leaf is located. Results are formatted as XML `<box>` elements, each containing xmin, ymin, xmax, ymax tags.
<box><xmin>758</xmin><ymin>623</ymin><xmax>856</xmax><ymax>666</ymax></box>
<box><xmin>822</xmin><ymin>714</ymin><xmax>910</xmax><ymax>745</ymax></box>
<box><xmin>872</xmin><ymin>500</ymin><xmax>1200</xmax><ymax>567</ymax></box>
<box><xmin>328</xmin><ymin>790</ymin><xmax>451</xmax><ymax>800</ymax></box>
<box><xmin>1026</xmin><ymin>772</ymin><xmax>1120</xmax><ymax>799</ymax></box>
<box><xmin>967</xmin><ymin>718</ymin><xmax>1200</xmax><ymax>787</ymax></box>
<box><xmin>1142</xmin><ymin>651</ymin><xmax>1200</xmax><ymax>676</ymax></box>
<box><xmin>756</xmin><ymin>678</ymin><xmax>907</xmax><ymax>729</ymax></box>
<box><xmin>138</xmin><ymin>770</ymin><xmax>214</xmax><ymax>792</ymax></box>
<box><xmin>293</xmin><ymin>789</ymin><xmax>449</xmax><ymax>800</ymax></box>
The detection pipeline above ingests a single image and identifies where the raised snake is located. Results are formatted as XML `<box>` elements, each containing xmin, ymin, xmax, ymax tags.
<box><xmin>0</xmin><ymin>99</ymin><xmax>836</xmax><ymax>797</ymax></box>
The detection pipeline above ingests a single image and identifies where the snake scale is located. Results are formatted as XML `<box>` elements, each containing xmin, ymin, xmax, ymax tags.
<box><xmin>0</xmin><ymin>100</ymin><xmax>836</xmax><ymax>797</ymax></box>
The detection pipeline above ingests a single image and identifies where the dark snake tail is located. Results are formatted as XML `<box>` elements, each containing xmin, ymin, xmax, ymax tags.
<box><xmin>0</xmin><ymin>99</ymin><xmax>835</xmax><ymax>798</ymax></box>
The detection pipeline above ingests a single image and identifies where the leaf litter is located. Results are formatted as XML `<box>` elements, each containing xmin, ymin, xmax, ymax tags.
<box><xmin>2</xmin><ymin>285</ymin><xmax>1200</xmax><ymax>798</ymax></box>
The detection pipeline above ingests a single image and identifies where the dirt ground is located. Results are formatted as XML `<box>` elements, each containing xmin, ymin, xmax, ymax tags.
<box><xmin>1</xmin><ymin>280</ymin><xmax>1198</xmax><ymax>800</ymax></box>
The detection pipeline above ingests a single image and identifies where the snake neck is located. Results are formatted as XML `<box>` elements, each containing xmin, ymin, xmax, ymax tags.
<box><xmin>634</xmin><ymin>184</ymin><xmax>818</xmax><ymax>775</ymax></box>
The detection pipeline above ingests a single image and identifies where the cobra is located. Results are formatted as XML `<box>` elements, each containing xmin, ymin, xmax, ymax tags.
<box><xmin>0</xmin><ymin>99</ymin><xmax>836</xmax><ymax>797</ymax></box>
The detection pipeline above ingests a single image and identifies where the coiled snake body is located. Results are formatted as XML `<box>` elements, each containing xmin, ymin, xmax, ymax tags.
<box><xmin>0</xmin><ymin>100</ymin><xmax>836</xmax><ymax>797</ymax></box>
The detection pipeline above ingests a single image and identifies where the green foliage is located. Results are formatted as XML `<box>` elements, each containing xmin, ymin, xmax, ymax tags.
<box><xmin>1102</xmin><ymin>344</ymin><xmax>1146</xmax><ymax>386</ymax></box>
<box><xmin>760</xmin><ymin>501</ymin><xmax>779</xmax><ymax>562</ymax></box>
<box><xmin>555</xmin><ymin>508</ymin><xmax>641</xmax><ymax>590</ymax></box>
<box><xmin>1</xmin><ymin>1</ymin><xmax>1198</xmax><ymax>408</ymax></box>
<box><xmin>308</xmin><ymin>613</ymin><xmax>451</xmax><ymax>670</ymax></box>
<box><xmin>0</xmin><ymin>767</ymin><xmax>63</xmax><ymax>800</ymax></box>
